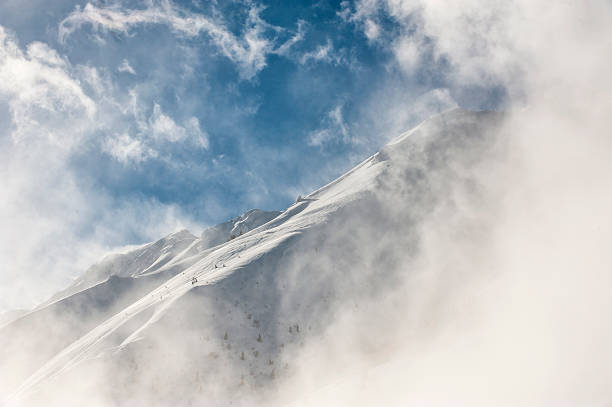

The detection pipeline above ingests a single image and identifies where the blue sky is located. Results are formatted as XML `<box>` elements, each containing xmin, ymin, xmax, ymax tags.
<box><xmin>0</xmin><ymin>0</ymin><xmax>514</xmax><ymax>310</ymax></box>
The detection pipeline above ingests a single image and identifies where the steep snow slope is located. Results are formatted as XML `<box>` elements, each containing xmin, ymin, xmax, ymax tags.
<box><xmin>42</xmin><ymin>230</ymin><xmax>199</xmax><ymax>306</ymax></box>
<box><xmin>0</xmin><ymin>272</ymin><xmax>172</xmax><ymax>396</ymax></box>
<box><xmin>0</xmin><ymin>210</ymin><xmax>281</xmax><ymax>398</ymax></box>
<box><xmin>41</xmin><ymin>210</ymin><xmax>280</xmax><ymax>309</ymax></box>
<box><xmin>3</xmin><ymin>109</ymin><xmax>505</xmax><ymax>406</ymax></box>
<box><xmin>0</xmin><ymin>229</ymin><xmax>203</xmax><ymax>396</ymax></box>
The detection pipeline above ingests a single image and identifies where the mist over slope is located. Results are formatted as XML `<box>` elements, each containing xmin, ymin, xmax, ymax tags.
<box><xmin>3</xmin><ymin>105</ymin><xmax>612</xmax><ymax>406</ymax></box>
<box><xmin>1</xmin><ymin>109</ymin><xmax>508</xmax><ymax>405</ymax></box>
<box><xmin>0</xmin><ymin>208</ymin><xmax>281</xmax><ymax>399</ymax></box>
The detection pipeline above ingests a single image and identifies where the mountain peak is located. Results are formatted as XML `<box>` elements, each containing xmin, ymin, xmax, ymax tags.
<box><xmin>200</xmin><ymin>208</ymin><xmax>281</xmax><ymax>248</ymax></box>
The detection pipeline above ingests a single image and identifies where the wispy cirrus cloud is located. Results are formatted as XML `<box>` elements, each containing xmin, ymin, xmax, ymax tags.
<box><xmin>149</xmin><ymin>104</ymin><xmax>207</xmax><ymax>146</ymax></box>
<box><xmin>274</xmin><ymin>19</ymin><xmax>306</xmax><ymax>56</ymax></box>
<box><xmin>308</xmin><ymin>104</ymin><xmax>352</xmax><ymax>147</ymax></box>
<box><xmin>58</xmin><ymin>0</ymin><xmax>303</xmax><ymax>80</ymax></box>
<box><xmin>103</xmin><ymin>132</ymin><xmax>157</xmax><ymax>164</ymax></box>
<box><xmin>299</xmin><ymin>39</ymin><xmax>343</xmax><ymax>65</ymax></box>
<box><xmin>117</xmin><ymin>58</ymin><xmax>135</xmax><ymax>75</ymax></box>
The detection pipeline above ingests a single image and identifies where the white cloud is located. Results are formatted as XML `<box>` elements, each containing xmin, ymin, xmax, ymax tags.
<box><xmin>337</xmin><ymin>1</ymin><xmax>353</xmax><ymax>21</ymax></box>
<box><xmin>117</xmin><ymin>58</ymin><xmax>136</xmax><ymax>75</ymax></box>
<box><xmin>103</xmin><ymin>132</ymin><xmax>157</xmax><ymax>164</ymax></box>
<box><xmin>275</xmin><ymin>19</ymin><xmax>306</xmax><ymax>56</ymax></box>
<box><xmin>347</xmin><ymin>0</ymin><xmax>612</xmax><ymax>113</ymax></box>
<box><xmin>0</xmin><ymin>33</ymin><xmax>208</xmax><ymax>165</ymax></box>
<box><xmin>307</xmin><ymin>128</ymin><xmax>333</xmax><ymax>147</ymax></box>
<box><xmin>0</xmin><ymin>27</ymin><xmax>96</xmax><ymax>148</ymax></box>
<box><xmin>348</xmin><ymin>0</ymin><xmax>524</xmax><ymax>89</ymax></box>
<box><xmin>184</xmin><ymin>116</ymin><xmax>209</xmax><ymax>148</ymax></box>
<box><xmin>59</xmin><ymin>1</ymin><xmax>302</xmax><ymax>80</ymax></box>
<box><xmin>150</xmin><ymin>103</ymin><xmax>188</xmax><ymax>142</ymax></box>
<box><xmin>329</xmin><ymin>104</ymin><xmax>349</xmax><ymax>141</ymax></box>
<box><xmin>101</xmin><ymin>100</ymin><xmax>208</xmax><ymax>164</ymax></box>
<box><xmin>299</xmin><ymin>39</ymin><xmax>341</xmax><ymax>65</ymax></box>
<box><xmin>363</xmin><ymin>19</ymin><xmax>380</xmax><ymax>41</ymax></box>
<box><xmin>149</xmin><ymin>103</ymin><xmax>209</xmax><ymax>147</ymax></box>
<box><xmin>308</xmin><ymin>104</ymin><xmax>352</xmax><ymax>146</ymax></box>
<box><xmin>77</xmin><ymin>64</ymin><xmax>108</xmax><ymax>96</ymax></box>
<box><xmin>393</xmin><ymin>36</ymin><xmax>421</xmax><ymax>73</ymax></box>
<box><xmin>25</xmin><ymin>42</ymin><xmax>67</xmax><ymax>68</ymax></box>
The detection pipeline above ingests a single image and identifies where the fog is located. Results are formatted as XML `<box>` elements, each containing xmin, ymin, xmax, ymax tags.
<box><xmin>3</xmin><ymin>0</ymin><xmax>612</xmax><ymax>405</ymax></box>
<box><xmin>273</xmin><ymin>1</ymin><xmax>612</xmax><ymax>404</ymax></box>
<box><xmin>271</xmin><ymin>0</ymin><xmax>612</xmax><ymax>404</ymax></box>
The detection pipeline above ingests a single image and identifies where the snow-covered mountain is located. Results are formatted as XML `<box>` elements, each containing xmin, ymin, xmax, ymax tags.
<box><xmin>0</xmin><ymin>109</ymin><xmax>506</xmax><ymax>406</ymax></box>
<box><xmin>42</xmin><ymin>230</ymin><xmax>199</xmax><ymax>306</ymax></box>
<box><xmin>41</xmin><ymin>210</ymin><xmax>281</xmax><ymax>309</ymax></box>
